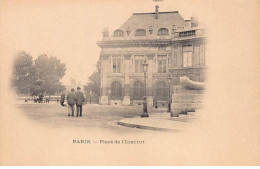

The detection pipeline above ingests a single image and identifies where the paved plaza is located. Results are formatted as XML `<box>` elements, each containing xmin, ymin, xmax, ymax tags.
<box><xmin>15</xmin><ymin>100</ymin><xmax>168</xmax><ymax>133</ymax></box>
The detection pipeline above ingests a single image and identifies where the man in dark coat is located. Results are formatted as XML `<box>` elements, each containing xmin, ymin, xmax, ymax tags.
<box><xmin>67</xmin><ymin>88</ymin><xmax>76</xmax><ymax>116</ymax></box>
<box><xmin>75</xmin><ymin>87</ymin><xmax>85</xmax><ymax>117</ymax></box>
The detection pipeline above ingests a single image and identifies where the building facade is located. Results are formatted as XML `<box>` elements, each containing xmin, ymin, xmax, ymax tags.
<box><xmin>98</xmin><ymin>6</ymin><xmax>206</xmax><ymax>106</ymax></box>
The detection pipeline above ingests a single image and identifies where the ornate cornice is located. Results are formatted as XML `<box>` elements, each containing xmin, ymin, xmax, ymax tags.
<box><xmin>97</xmin><ymin>37</ymin><xmax>205</xmax><ymax>48</ymax></box>
<box><xmin>97</xmin><ymin>39</ymin><xmax>172</xmax><ymax>48</ymax></box>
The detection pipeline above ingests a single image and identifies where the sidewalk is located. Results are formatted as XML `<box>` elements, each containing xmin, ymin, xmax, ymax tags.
<box><xmin>117</xmin><ymin>111</ymin><xmax>198</xmax><ymax>132</ymax></box>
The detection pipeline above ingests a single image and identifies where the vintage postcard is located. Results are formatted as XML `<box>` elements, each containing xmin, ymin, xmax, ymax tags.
<box><xmin>0</xmin><ymin>0</ymin><xmax>259</xmax><ymax>166</ymax></box>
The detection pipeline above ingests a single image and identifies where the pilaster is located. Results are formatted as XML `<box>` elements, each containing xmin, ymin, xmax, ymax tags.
<box><xmin>99</xmin><ymin>54</ymin><xmax>109</xmax><ymax>105</ymax></box>
<box><xmin>123</xmin><ymin>54</ymin><xmax>131</xmax><ymax>105</ymax></box>
<box><xmin>147</xmin><ymin>54</ymin><xmax>154</xmax><ymax>106</ymax></box>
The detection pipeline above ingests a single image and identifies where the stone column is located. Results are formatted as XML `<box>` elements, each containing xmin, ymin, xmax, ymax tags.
<box><xmin>99</xmin><ymin>54</ymin><xmax>109</xmax><ymax>105</ymax></box>
<box><xmin>146</xmin><ymin>54</ymin><xmax>154</xmax><ymax>106</ymax></box>
<box><xmin>122</xmin><ymin>54</ymin><xmax>131</xmax><ymax>105</ymax></box>
<box><xmin>177</xmin><ymin>43</ymin><xmax>182</xmax><ymax>67</ymax></box>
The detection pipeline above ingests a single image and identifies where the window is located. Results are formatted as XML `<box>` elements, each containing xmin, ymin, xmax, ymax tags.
<box><xmin>157</xmin><ymin>55</ymin><xmax>167</xmax><ymax>73</ymax></box>
<box><xmin>135</xmin><ymin>29</ymin><xmax>146</xmax><ymax>36</ymax></box>
<box><xmin>133</xmin><ymin>81</ymin><xmax>145</xmax><ymax>100</ymax></box>
<box><xmin>134</xmin><ymin>56</ymin><xmax>144</xmax><ymax>73</ymax></box>
<box><xmin>183</xmin><ymin>46</ymin><xmax>193</xmax><ymax>67</ymax></box>
<box><xmin>158</xmin><ymin>28</ymin><xmax>169</xmax><ymax>35</ymax></box>
<box><xmin>111</xmin><ymin>81</ymin><xmax>122</xmax><ymax>99</ymax></box>
<box><xmin>113</xmin><ymin>29</ymin><xmax>124</xmax><ymax>37</ymax></box>
<box><xmin>183</xmin><ymin>52</ymin><xmax>192</xmax><ymax>67</ymax></box>
<box><xmin>158</xmin><ymin>59</ymin><xmax>167</xmax><ymax>73</ymax></box>
<box><xmin>112</xmin><ymin>58</ymin><xmax>121</xmax><ymax>73</ymax></box>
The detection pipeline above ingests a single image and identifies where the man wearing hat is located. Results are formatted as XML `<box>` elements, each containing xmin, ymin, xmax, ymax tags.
<box><xmin>75</xmin><ymin>87</ymin><xmax>85</xmax><ymax>117</ymax></box>
<box><xmin>67</xmin><ymin>88</ymin><xmax>77</xmax><ymax>116</ymax></box>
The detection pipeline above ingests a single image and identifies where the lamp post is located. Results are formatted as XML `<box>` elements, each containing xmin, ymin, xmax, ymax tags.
<box><xmin>167</xmin><ymin>74</ymin><xmax>172</xmax><ymax>113</ymax></box>
<box><xmin>141</xmin><ymin>59</ymin><xmax>149</xmax><ymax>118</ymax></box>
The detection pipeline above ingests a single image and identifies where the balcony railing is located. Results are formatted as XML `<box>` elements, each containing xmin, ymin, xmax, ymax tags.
<box><xmin>173</xmin><ymin>28</ymin><xmax>204</xmax><ymax>39</ymax></box>
<box><xmin>179</xmin><ymin>30</ymin><xmax>196</xmax><ymax>37</ymax></box>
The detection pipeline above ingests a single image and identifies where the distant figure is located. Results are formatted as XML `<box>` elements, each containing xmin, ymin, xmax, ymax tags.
<box><xmin>46</xmin><ymin>97</ymin><xmax>50</xmax><ymax>103</ymax></box>
<box><xmin>75</xmin><ymin>87</ymin><xmax>85</xmax><ymax>117</ymax></box>
<box><xmin>38</xmin><ymin>94</ymin><xmax>44</xmax><ymax>103</ymax></box>
<box><xmin>67</xmin><ymin>88</ymin><xmax>76</xmax><ymax>117</ymax></box>
<box><xmin>60</xmin><ymin>93</ymin><xmax>66</xmax><ymax>106</ymax></box>
<box><xmin>34</xmin><ymin>98</ymin><xmax>38</xmax><ymax>103</ymax></box>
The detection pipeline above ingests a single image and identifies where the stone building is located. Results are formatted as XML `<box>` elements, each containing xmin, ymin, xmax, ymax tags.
<box><xmin>97</xmin><ymin>6</ymin><xmax>206</xmax><ymax>106</ymax></box>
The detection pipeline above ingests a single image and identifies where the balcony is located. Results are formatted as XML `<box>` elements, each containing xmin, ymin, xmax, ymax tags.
<box><xmin>173</xmin><ymin>28</ymin><xmax>204</xmax><ymax>40</ymax></box>
<box><xmin>179</xmin><ymin>30</ymin><xmax>195</xmax><ymax>37</ymax></box>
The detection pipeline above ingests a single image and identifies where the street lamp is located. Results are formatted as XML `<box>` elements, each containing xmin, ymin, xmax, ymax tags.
<box><xmin>141</xmin><ymin>59</ymin><xmax>149</xmax><ymax>118</ymax></box>
<box><xmin>167</xmin><ymin>74</ymin><xmax>172</xmax><ymax>113</ymax></box>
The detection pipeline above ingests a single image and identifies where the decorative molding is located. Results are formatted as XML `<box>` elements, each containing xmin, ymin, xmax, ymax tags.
<box><xmin>149</xmin><ymin>26</ymin><xmax>153</xmax><ymax>35</ymax></box>
<box><xmin>123</xmin><ymin>54</ymin><xmax>132</xmax><ymax>60</ymax></box>
<box><xmin>102</xmin><ymin>27</ymin><xmax>109</xmax><ymax>38</ymax></box>
<box><xmin>157</xmin><ymin>54</ymin><xmax>167</xmax><ymax>59</ymax></box>
<box><xmin>111</xmin><ymin>54</ymin><xmax>122</xmax><ymax>57</ymax></box>
<box><xmin>147</xmin><ymin>54</ymin><xmax>154</xmax><ymax>60</ymax></box>
<box><xmin>101</xmin><ymin>54</ymin><xmax>110</xmax><ymax>60</ymax></box>
<box><xmin>97</xmin><ymin>39</ymin><xmax>172</xmax><ymax>48</ymax></box>
<box><xmin>97</xmin><ymin>36</ymin><xmax>206</xmax><ymax>48</ymax></box>
<box><xmin>126</xmin><ymin>27</ymin><xmax>131</xmax><ymax>36</ymax></box>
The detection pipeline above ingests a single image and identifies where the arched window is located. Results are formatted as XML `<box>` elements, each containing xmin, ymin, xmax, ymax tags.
<box><xmin>111</xmin><ymin>81</ymin><xmax>122</xmax><ymax>99</ymax></box>
<box><xmin>135</xmin><ymin>29</ymin><xmax>146</xmax><ymax>36</ymax></box>
<box><xmin>158</xmin><ymin>28</ymin><xmax>169</xmax><ymax>35</ymax></box>
<box><xmin>133</xmin><ymin>81</ymin><xmax>145</xmax><ymax>100</ymax></box>
<box><xmin>113</xmin><ymin>29</ymin><xmax>124</xmax><ymax>37</ymax></box>
<box><xmin>156</xmin><ymin>81</ymin><xmax>168</xmax><ymax>101</ymax></box>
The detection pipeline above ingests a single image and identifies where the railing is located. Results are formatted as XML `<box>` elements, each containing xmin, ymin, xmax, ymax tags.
<box><xmin>179</xmin><ymin>30</ymin><xmax>196</xmax><ymax>37</ymax></box>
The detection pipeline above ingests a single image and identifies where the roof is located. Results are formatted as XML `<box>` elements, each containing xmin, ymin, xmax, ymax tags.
<box><xmin>108</xmin><ymin>11</ymin><xmax>189</xmax><ymax>39</ymax></box>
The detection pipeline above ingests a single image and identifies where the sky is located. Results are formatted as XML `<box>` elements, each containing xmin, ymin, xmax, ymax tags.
<box><xmin>1</xmin><ymin>0</ymin><xmax>207</xmax><ymax>85</ymax></box>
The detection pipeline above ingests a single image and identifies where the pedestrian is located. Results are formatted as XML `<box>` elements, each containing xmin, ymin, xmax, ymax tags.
<box><xmin>75</xmin><ymin>87</ymin><xmax>85</xmax><ymax>117</ymax></box>
<box><xmin>67</xmin><ymin>88</ymin><xmax>76</xmax><ymax>116</ymax></box>
<box><xmin>39</xmin><ymin>94</ymin><xmax>44</xmax><ymax>103</ymax></box>
<box><xmin>60</xmin><ymin>93</ymin><xmax>66</xmax><ymax>106</ymax></box>
<box><xmin>46</xmin><ymin>97</ymin><xmax>50</xmax><ymax>103</ymax></box>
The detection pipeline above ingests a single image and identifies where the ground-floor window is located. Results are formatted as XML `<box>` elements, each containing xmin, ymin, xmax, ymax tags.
<box><xmin>133</xmin><ymin>81</ymin><xmax>145</xmax><ymax>100</ymax></box>
<box><xmin>111</xmin><ymin>81</ymin><xmax>122</xmax><ymax>99</ymax></box>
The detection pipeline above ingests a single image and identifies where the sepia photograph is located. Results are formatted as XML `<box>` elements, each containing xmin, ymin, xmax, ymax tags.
<box><xmin>0</xmin><ymin>0</ymin><xmax>259</xmax><ymax>166</ymax></box>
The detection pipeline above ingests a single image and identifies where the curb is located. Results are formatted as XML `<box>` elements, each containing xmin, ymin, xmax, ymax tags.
<box><xmin>117</xmin><ymin>121</ymin><xmax>181</xmax><ymax>132</ymax></box>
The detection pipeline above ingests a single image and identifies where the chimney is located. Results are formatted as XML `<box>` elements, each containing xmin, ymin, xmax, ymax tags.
<box><xmin>155</xmin><ymin>5</ymin><xmax>159</xmax><ymax>19</ymax></box>
<box><xmin>191</xmin><ymin>17</ymin><xmax>198</xmax><ymax>28</ymax></box>
<box><xmin>185</xmin><ymin>20</ymin><xmax>192</xmax><ymax>28</ymax></box>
